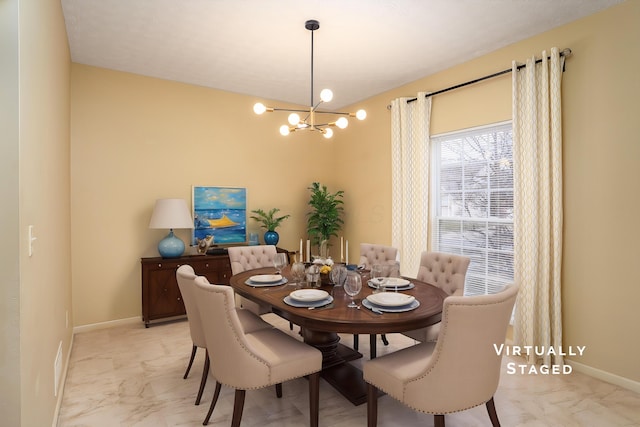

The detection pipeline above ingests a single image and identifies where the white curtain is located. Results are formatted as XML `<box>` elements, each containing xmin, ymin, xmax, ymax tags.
<box><xmin>391</xmin><ymin>93</ymin><xmax>431</xmax><ymax>277</ymax></box>
<box><xmin>512</xmin><ymin>48</ymin><xmax>564</xmax><ymax>366</ymax></box>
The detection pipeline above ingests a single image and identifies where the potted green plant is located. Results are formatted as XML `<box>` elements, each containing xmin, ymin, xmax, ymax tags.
<box><xmin>250</xmin><ymin>208</ymin><xmax>290</xmax><ymax>245</ymax></box>
<box><xmin>306</xmin><ymin>182</ymin><xmax>344</xmax><ymax>257</ymax></box>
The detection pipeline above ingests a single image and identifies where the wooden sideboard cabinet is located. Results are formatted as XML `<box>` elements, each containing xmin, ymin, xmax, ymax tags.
<box><xmin>141</xmin><ymin>254</ymin><xmax>232</xmax><ymax>327</ymax></box>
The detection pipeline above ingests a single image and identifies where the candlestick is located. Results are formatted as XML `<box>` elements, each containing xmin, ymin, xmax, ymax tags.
<box><xmin>299</xmin><ymin>239</ymin><xmax>303</xmax><ymax>263</ymax></box>
<box><xmin>346</xmin><ymin>240</ymin><xmax>349</xmax><ymax>265</ymax></box>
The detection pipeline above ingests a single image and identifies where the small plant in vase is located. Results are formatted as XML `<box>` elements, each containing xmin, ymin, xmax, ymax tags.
<box><xmin>250</xmin><ymin>208</ymin><xmax>290</xmax><ymax>246</ymax></box>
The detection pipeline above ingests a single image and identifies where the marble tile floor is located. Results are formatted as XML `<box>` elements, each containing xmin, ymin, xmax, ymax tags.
<box><xmin>58</xmin><ymin>314</ymin><xmax>640</xmax><ymax>427</ymax></box>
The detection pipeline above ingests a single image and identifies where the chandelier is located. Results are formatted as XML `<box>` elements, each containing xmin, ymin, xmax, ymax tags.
<box><xmin>253</xmin><ymin>19</ymin><xmax>366</xmax><ymax>139</ymax></box>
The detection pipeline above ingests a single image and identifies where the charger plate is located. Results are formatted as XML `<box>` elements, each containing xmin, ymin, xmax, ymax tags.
<box><xmin>284</xmin><ymin>295</ymin><xmax>334</xmax><ymax>308</ymax></box>
<box><xmin>362</xmin><ymin>298</ymin><xmax>420</xmax><ymax>313</ymax></box>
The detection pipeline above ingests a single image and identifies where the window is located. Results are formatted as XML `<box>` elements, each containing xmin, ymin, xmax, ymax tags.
<box><xmin>431</xmin><ymin>122</ymin><xmax>513</xmax><ymax>296</ymax></box>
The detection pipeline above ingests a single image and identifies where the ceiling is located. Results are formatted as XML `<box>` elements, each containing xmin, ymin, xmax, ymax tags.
<box><xmin>62</xmin><ymin>0</ymin><xmax>622</xmax><ymax>110</ymax></box>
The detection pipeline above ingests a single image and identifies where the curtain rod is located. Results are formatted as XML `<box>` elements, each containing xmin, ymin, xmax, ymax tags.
<box><xmin>402</xmin><ymin>48</ymin><xmax>572</xmax><ymax>105</ymax></box>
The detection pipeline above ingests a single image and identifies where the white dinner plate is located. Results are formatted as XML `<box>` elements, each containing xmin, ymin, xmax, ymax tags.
<box><xmin>283</xmin><ymin>295</ymin><xmax>334</xmax><ymax>308</ymax></box>
<box><xmin>381</xmin><ymin>277</ymin><xmax>411</xmax><ymax>287</ymax></box>
<box><xmin>366</xmin><ymin>292</ymin><xmax>415</xmax><ymax>307</ymax></box>
<box><xmin>244</xmin><ymin>277</ymin><xmax>288</xmax><ymax>287</ymax></box>
<box><xmin>362</xmin><ymin>298</ymin><xmax>420</xmax><ymax>313</ymax></box>
<box><xmin>289</xmin><ymin>289</ymin><xmax>329</xmax><ymax>302</ymax></box>
<box><xmin>249</xmin><ymin>274</ymin><xmax>282</xmax><ymax>284</ymax></box>
<box><xmin>367</xmin><ymin>279</ymin><xmax>415</xmax><ymax>291</ymax></box>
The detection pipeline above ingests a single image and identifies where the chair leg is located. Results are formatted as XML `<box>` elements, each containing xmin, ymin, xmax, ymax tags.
<box><xmin>381</xmin><ymin>334</ymin><xmax>389</xmax><ymax>345</ymax></box>
<box><xmin>230</xmin><ymin>389</ymin><xmax>246</xmax><ymax>427</ymax></box>
<box><xmin>275</xmin><ymin>383</ymin><xmax>283</xmax><ymax>398</ymax></box>
<box><xmin>202</xmin><ymin>381</ymin><xmax>221</xmax><ymax>425</ymax></box>
<box><xmin>195</xmin><ymin>350</ymin><xmax>210</xmax><ymax>405</ymax></box>
<box><xmin>353</xmin><ymin>334</ymin><xmax>359</xmax><ymax>350</ymax></box>
<box><xmin>367</xmin><ymin>383</ymin><xmax>378</xmax><ymax>427</ymax></box>
<box><xmin>184</xmin><ymin>344</ymin><xmax>197</xmax><ymax>379</ymax></box>
<box><xmin>434</xmin><ymin>414</ymin><xmax>445</xmax><ymax>427</ymax></box>
<box><xmin>369</xmin><ymin>334</ymin><xmax>377</xmax><ymax>359</ymax></box>
<box><xmin>309</xmin><ymin>372</ymin><xmax>320</xmax><ymax>427</ymax></box>
<box><xmin>486</xmin><ymin>397</ymin><xmax>501</xmax><ymax>426</ymax></box>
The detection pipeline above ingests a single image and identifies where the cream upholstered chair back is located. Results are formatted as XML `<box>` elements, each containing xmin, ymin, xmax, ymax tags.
<box><xmin>192</xmin><ymin>276</ymin><xmax>270</xmax><ymax>389</ymax></box>
<box><xmin>176</xmin><ymin>264</ymin><xmax>211</xmax><ymax>405</ymax></box>
<box><xmin>228</xmin><ymin>245</ymin><xmax>278</xmax><ymax>314</ymax></box>
<box><xmin>176</xmin><ymin>265</ymin><xmax>206</xmax><ymax>348</ymax></box>
<box><xmin>358</xmin><ymin>243</ymin><xmax>398</xmax><ymax>269</ymax></box>
<box><xmin>416</xmin><ymin>251</ymin><xmax>470</xmax><ymax>296</ymax></box>
<box><xmin>228</xmin><ymin>245</ymin><xmax>278</xmax><ymax>274</ymax></box>
<box><xmin>193</xmin><ymin>275</ymin><xmax>322</xmax><ymax>426</ymax></box>
<box><xmin>364</xmin><ymin>284</ymin><xmax>518</xmax><ymax>425</ymax></box>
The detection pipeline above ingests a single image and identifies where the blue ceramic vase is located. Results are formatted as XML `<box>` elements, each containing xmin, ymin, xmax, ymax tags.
<box><xmin>263</xmin><ymin>231</ymin><xmax>279</xmax><ymax>245</ymax></box>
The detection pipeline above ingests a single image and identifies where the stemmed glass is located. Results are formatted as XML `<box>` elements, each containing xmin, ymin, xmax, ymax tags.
<box><xmin>273</xmin><ymin>253</ymin><xmax>288</xmax><ymax>275</ymax></box>
<box><xmin>344</xmin><ymin>272</ymin><xmax>362</xmax><ymax>308</ymax></box>
<box><xmin>290</xmin><ymin>261</ymin><xmax>306</xmax><ymax>286</ymax></box>
<box><xmin>370</xmin><ymin>264</ymin><xmax>389</xmax><ymax>293</ymax></box>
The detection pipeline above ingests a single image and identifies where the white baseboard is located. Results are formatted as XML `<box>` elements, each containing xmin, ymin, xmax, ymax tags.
<box><xmin>73</xmin><ymin>316</ymin><xmax>141</xmax><ymax>334</ymax></box>
<box><xmin>566</xmin><ymin>359</ymin><xmax>640</xmax><ymax>394</ymax></box>
<box><xmin>504</xmin><ymin>338</ymin><xmax>639</xmax><ymax>394</ymax></box>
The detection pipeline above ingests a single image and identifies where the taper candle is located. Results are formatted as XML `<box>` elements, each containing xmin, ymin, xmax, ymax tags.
<box><xmin>346</xmin><ymin>240</ymin><xmax>349</xmax><ymax>264</ymax></box>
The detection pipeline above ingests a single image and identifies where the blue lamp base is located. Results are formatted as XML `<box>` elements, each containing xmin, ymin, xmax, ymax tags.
<box><xmin>157</xmin><ymin>229</ymin><xmax>185</xmax><ymax>258</ymax></box>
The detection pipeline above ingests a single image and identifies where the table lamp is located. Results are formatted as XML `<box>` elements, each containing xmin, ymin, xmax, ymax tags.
<box><xmin>148</xmin><ymin>198</ymin><xmax>194</xmax><ymax>258</ymax></box>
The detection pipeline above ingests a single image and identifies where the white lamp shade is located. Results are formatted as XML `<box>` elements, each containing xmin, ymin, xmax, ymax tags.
<box><xmin>149</xmin><ymin>198</ymin><xmax>193</xmax><ymax>229</ymax></box>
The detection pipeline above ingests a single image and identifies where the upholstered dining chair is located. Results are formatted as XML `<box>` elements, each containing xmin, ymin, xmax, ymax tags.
<box><xmin>355</xmin><ymin>243</ymin><xmax>400</xmax><ymax>357</ymax></box>
<box><xmin>358</xmin><ymin>243</ymin><xmax>399</xmax><ymax>272</ymax></box>
<box><xmin>227</xmin><ymin>245</ymin><xmax>278</xmax><ymax>316</ymax></box>
<box><xmin>176</xmin><ymin>265</ymin><xmax>272</xmax><ymax>405</ymax></box>
<box><xmin>402</xmin><ymin>251</ymin><xmax>470</xmax><ymax>343</ymax></box>
<box><xmin>364</xmin><ymin>284</ymin><xmax>519</xmax><ymax>427</ymax></box>
<box><xmin>193</xmin><ymin>275</ymin><xmax>323</xmax><ymax>427</ymax></box>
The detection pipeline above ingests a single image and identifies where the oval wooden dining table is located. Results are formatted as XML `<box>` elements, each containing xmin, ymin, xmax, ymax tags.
<box><xmin>229</xmin><ymin>266</ymin><xmax>448</xmax><ymax>405</ymax></box>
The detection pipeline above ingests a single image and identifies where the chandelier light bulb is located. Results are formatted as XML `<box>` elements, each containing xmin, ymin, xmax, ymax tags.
<box><xmin>279</xmin><ymin>125</ymin><xmax>290</xmax><ymax>136</ymax></box>
<box><xmin>288</xmin><ymin>113</ymin><xmax>300</xmax><ymax>125</ymax></box>
<box><xmin>320</xmin><ymin>89</ymin><xmax>333</xmax><ymax>103</ymax></box>
<box><xmin>336</xmin><ymin>117</ymin><xmax>349</xmax><ymax>129</ymax></box>
<box><xmin>356</xmin><ymin>109</ymin><xmax>367</xmax><ymax>120</ymax></box>
<box><xmin>253</xmin><ymin>103</ymin><xmax>267</xmax><ymax>115</ymax></box>
<box><xmin>323</xmin><ymin>128</ymin><xmax>334</xmax><ymax>139</ymax></box>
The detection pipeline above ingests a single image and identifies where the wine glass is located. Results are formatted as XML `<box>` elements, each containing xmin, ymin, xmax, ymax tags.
<box><xmin>370</xmin><ymin>264</ymin><xmax>389</xmax><ymax>293</ymax></box>
<box><xmin>273</xmin><ymin>253</ymin><xmax>288</xmax><ymax>275</ymax></box>
<box><xmin>344</xmin><ymin>272</ymin><xmax>362</xmax><ymax>308</ymax></box>
<box><xmin>290</xmin><ymin>261</ymin><xmax>306</xmax><ymax>286</ymax></box>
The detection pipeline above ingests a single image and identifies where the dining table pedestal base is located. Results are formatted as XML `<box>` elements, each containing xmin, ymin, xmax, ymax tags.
<box><xmin>301</xmin><ymin>328</ymin><xmax>369</xmax><ymax>405</ymax></box>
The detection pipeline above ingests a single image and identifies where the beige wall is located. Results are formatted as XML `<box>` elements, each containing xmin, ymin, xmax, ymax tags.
<box><xmin>338</xmin><ymin>1</ymin><xmax>640</xmax><ymax>384</ymax></box>
<box><xmin>70</xmin><ymin>66</ymin><xmax>343</xmax><ymax>325</ymax></box>
<box><xmin>1</xmin><ymin>0</ymin><xmax>72</xmax><ymax>426</ymax></box>
<box><xmin>69</xmin><ymin>0</ymin><xmax>638</xmax><ymax>393</ymax></box>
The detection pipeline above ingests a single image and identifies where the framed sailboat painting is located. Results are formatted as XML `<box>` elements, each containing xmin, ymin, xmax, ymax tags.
<box><xmin>192</xmin><ymin>186</ymin><xmax>247</xmax><ymax>246</ymax></box>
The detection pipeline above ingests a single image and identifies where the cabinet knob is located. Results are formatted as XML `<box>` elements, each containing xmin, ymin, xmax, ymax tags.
<box><xmin>205</xmin><ymin>263</ymin><xmax>209</xmax><ymax>268</ymax></box>
<box><xmin>177</xmin><ymin>297</ymin><xmax>181</xmax><ymax>301</ymax></box>
<box><xmin>158</xmin><ymin>264</ymin><xmax>162</xmax><ymax>268</ymax></box>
